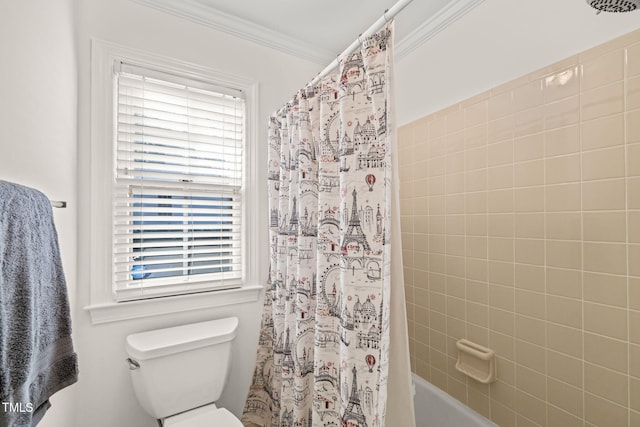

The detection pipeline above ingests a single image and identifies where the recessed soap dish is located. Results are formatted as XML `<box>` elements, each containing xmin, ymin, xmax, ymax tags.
<box><xmin>455</xmin><ymin>339</ymin><xmax>496</xmax><ymax>384</ymax></box>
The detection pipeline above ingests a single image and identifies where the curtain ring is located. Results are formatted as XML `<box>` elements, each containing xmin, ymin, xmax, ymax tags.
<box><xmin>383</xmin><ymin>8</ymin><xmax>390</xmax><ymax>23</ymax></box>
<box><xmin>357</xmin><ymin>33</ymin><xmax>363</xmax><ymax>45</ymax></box>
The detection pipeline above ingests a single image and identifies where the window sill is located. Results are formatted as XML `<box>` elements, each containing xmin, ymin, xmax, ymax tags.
<box><xmin>84</xmin><ymin>283</ymin><xmax>263</xmax><ymax>325</ymax></box>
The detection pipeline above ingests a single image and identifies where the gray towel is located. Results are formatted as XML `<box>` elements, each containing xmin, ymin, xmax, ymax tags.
<box><xmin>0</xmin><ymin>181</ymin><xmax>78</xmax><ymax>427</ymax></box>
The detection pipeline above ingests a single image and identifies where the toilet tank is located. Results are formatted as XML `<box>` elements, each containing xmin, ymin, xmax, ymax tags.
<box><xmin>126</xmin><ymin>317</ymin><xmax>238</xmax><ymax>420</ymax></box>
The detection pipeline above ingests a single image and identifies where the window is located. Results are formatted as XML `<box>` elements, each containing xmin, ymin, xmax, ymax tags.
<box><xmin>113</xmin><ymin>63</ymin><xmax>246</xmax><ymax>301</ymax></box>
<box><xmin>88</xmin><ymin>41</ymin><xmax>261</xmax><ymax>318</ymax></box>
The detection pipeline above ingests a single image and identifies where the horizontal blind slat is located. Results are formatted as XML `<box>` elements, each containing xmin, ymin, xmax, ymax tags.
<box><xmin>115</xmin><ymin>161</ymin><xmax>241</xmax><ymax>179</ymax></box>
<box><xmin>114</xmin><ymin>244</ymin><xmax>240</xmax><ymax>255</ymax></box>
<box><xmin>117</xmin><ymin>89</ymin><xmax>244</xmax><ymax>114</ymax></box>
<box><xmin>114</xmin><ymin>180</ymin><xmax>240</xmax><ymax>195</ymax></box>
<box><xmin>115</xmin><ymin>152</ymin><xmax>242</xmax><ymax>172</ymax></box>
<box><xmin>118</xmin><ymin>73</ymin><xmax>244</xmax><ymax>103</ymax></box>
<box><xmin>117</xmin><ymin>96</ymin><xmax>244</xmax><ymax>124</ymax></box>
<box><xmin>113</xmin><ymin>206</ymin><xmax>240</xmax><ymax>215</ymax></box>
<box><xmin>116</xmin><ymin>127</ymin><xmax>242</xmax><ymax>149</ymax></box>
<box><xmin>114</xmin><ymin>262</ymin><xmax>242</xmax><ymax>278</ymax></box>
<box><xmin>116</xmin><ymin>112</ymin><xmax>243</xmax><ymax>138</ymax></box>
<box><xmin>114</xmin><ymin>236</ymin><xmax>240</xmax><ymax>244</ymax></box>
<box><xmin>116</xmin><ymin>143</ymin><xmax>242</xmax><ymax>159</ymax></box>
<box><xmin>115</xmin><ymin>253</ymin><xmax>240</xmax><ymax>268</ymax></box>
<box><xmin>114</xmin><ymin>272</ymin><xmax>243</xmax><ymax>289</ymax></box>
<box><xmin>118</xmin><ymin>83</ymin><xmax>243</xmax><ymax>105</ymax></box>
<box><xmin>115</xmin><ymin>169</ymin><xmax>241</xmax><ymax>186</ymax></box>
<box><xmin>116</xmin><ymin>133</ymin><xmax>243</xmax><ymax>154</ymax></box>
<box><xmin>114</xmin><ymin>196</ymin><xmax>241</xmax><ymax>208</ymax></box>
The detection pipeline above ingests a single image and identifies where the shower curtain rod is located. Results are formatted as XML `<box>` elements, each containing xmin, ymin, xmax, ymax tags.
<box><xmin>308</xmin><ymin>0</ymin><xmax>414</xmax><ymax>87</ymax></box>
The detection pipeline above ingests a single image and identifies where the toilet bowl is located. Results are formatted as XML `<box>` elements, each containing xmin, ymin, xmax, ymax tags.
<box><xmin>125</xmin><ymin>317</ymin><xmax>242</xmax><ymax>426</ymax></box>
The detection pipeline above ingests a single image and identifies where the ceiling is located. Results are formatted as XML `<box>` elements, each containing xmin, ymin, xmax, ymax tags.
<box><xmin>130</xmin><ymin>0</ymin><xmax>485</xmax><ymax>63</ymax></box>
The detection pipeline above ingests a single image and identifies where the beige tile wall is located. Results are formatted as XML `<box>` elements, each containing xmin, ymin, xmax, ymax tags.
<box><xmin>399</xmin><ymin>28</ymin><xmax>640</xmax><ymax>427</ymax></box>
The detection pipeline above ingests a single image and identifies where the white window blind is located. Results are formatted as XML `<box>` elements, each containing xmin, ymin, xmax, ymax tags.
<box><xmin>113</xmin><ymin>62</ymin><xmax>245</xmax><ymax>301</ymax></box>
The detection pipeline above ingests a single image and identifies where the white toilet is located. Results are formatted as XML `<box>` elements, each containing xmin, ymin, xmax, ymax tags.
<box><xmin>125</xmin><ymin>317</ymin><xmax>243</xmax><ymax>426</ymax></box>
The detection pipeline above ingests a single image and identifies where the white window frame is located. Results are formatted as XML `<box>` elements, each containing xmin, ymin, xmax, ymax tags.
<box><xmin>86</xmin><ymin>39</ymin><xmax>261</xmax><ymax>324</ymax></box>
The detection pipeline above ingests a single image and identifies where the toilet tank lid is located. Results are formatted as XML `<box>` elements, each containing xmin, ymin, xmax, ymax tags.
<box><xmin>126</xmin><ymin>317</ymin><xmax>239</xmax><ymax>361</ymax></box>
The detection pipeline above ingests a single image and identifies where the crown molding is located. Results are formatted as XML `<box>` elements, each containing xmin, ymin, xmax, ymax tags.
<box><xmin>396</xmin><ymin>0</ymin><xmax>485</xmax><ymax>60</ymax></box>
<box><xmin>131</xmin><ymin>0</ymin><xmax>484</xmax><ymax>64</ymax></box>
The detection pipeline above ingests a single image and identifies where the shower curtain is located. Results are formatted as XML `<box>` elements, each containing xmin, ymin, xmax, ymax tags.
<box><xmin>242</xmin><ymin>23</ymin><xmax>414</xmax><ymax>427</ymax></box>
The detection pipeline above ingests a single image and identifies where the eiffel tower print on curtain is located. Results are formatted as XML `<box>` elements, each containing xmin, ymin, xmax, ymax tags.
<box><xmin>341</xmin><ymin>188</ymin><xmax>370</xmax><ymax>253</ymax></box>
<box><xmin>342</xmin><ymin>365</ymin><xmax>368</xmax><ymax>427</ymax></box>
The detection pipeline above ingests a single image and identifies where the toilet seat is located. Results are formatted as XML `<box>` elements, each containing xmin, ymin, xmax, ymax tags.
<box><xmin>163</xmin><ymin>404</ymin><xmax>243</xmax><ymax>427</ymax></box>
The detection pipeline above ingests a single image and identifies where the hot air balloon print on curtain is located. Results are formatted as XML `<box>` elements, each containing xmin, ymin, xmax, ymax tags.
<box><xmin>365</xmin><ymin>173</ymin><xmax>376</xmax><ymax>191</ymax></box>
<box><xmin>366</xmin><ymin>354</ymin><xmax>376</xmax><ymax>372</ymax></box>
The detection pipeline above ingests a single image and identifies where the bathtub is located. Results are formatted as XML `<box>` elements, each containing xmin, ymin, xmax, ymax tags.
<box><xmin>412</xmin><ymin>374</ymin><xmax>497</xmax><ymax>427</ymax></box>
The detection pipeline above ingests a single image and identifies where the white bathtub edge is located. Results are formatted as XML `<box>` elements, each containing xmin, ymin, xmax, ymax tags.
<box><xmin>411</xmin><ymin>373</ymin><xmax>498</xmax><ymax>427</ymax></box>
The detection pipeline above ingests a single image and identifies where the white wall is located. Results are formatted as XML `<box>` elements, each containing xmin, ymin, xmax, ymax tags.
<box><xmin>396</xmin><ymin>0</ymin><xmax>640</xmax><ymax>125</ymax></box>
<box><xmin>74</xmin><ymin>1</ymin><xmax>319</xmax><ymax>426</ymax></box>
<box><xmin>0</xmin><ymin>1</ymin><xmax>78</xmax><ymax>426</ymax></box>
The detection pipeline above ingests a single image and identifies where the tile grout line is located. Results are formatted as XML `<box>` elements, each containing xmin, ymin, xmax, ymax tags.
<box><xmin>624</xmin><ymin>45</ymin><xmax>631</xmax><ymax>427</ymax></box>
<box><xmin>542</xmin><ymin>74</ymin><xmax>551</xmax><ymax>427</ymax></box>
<box><xmin>578</xmin><ymin>57</ymin><xmax>587</xmax><ymax>427</ymax></box>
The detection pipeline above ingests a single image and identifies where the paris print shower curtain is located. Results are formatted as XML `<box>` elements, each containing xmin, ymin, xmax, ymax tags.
<box><xmin>243</xmin><ymin>24</ymin><xmax>400</xmax><ymax>427</ymax></box>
